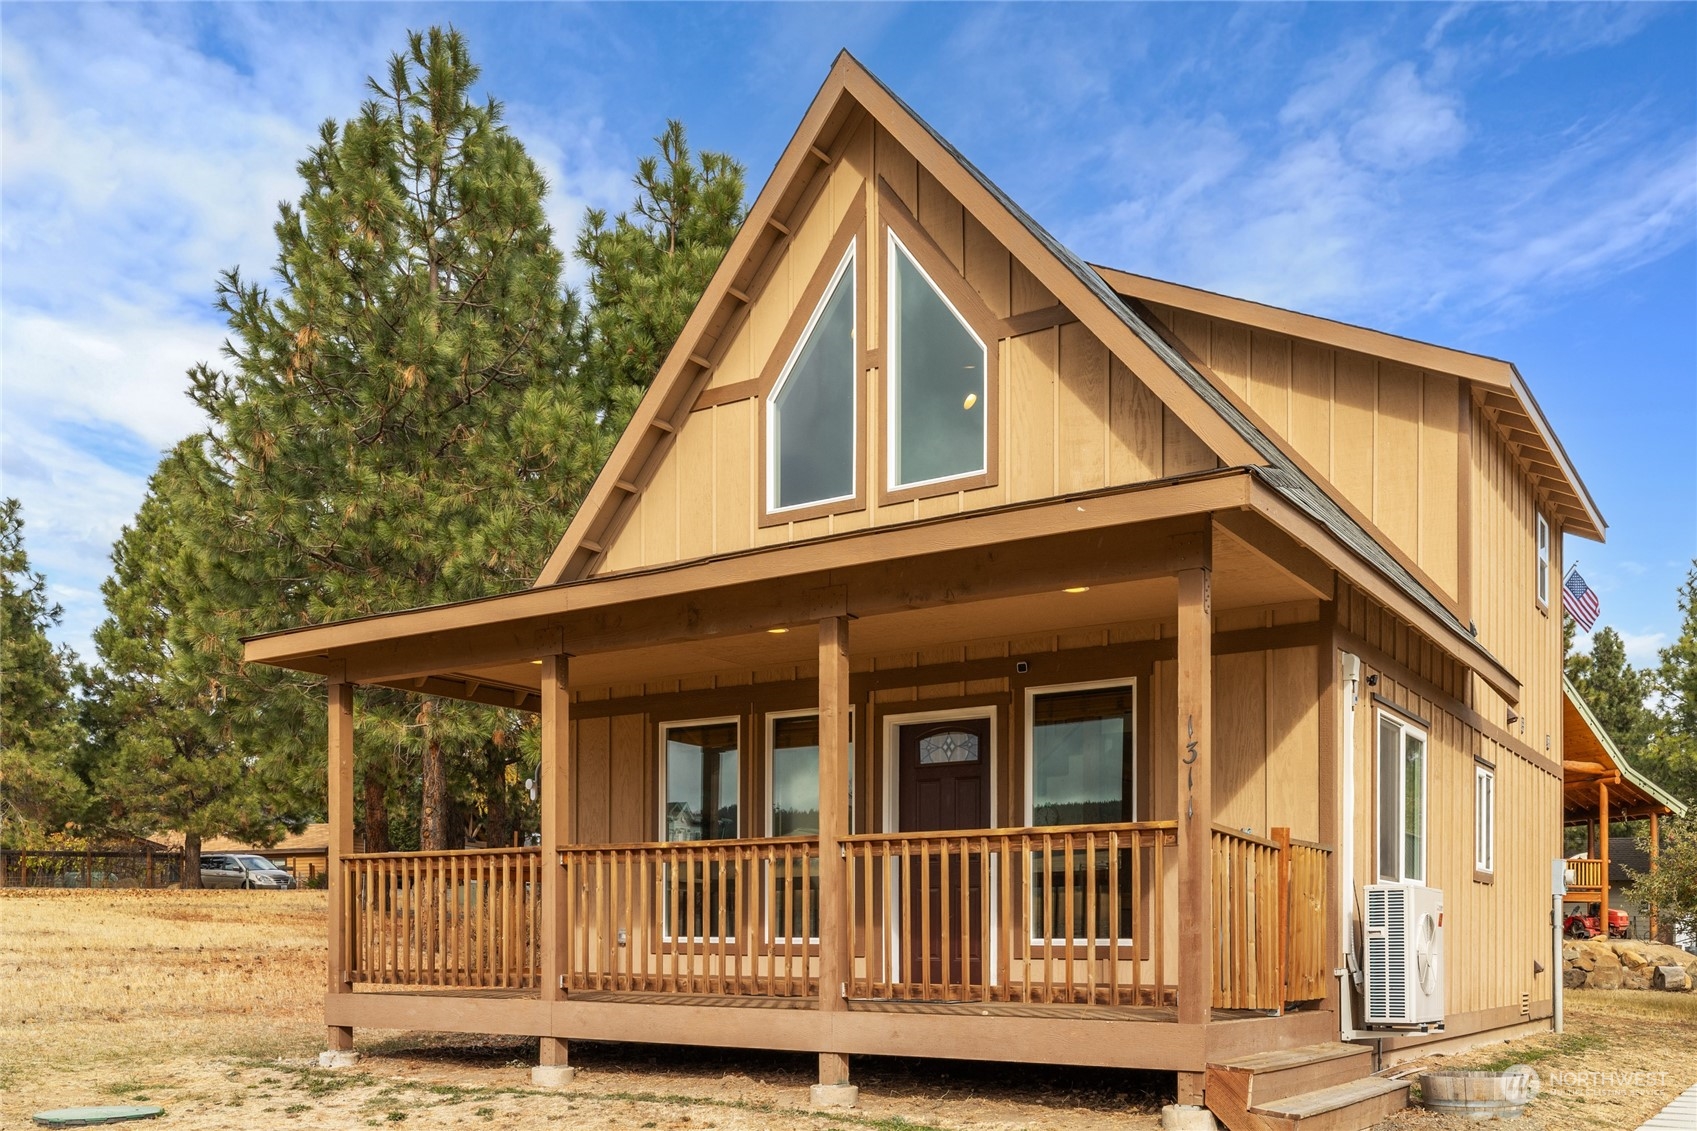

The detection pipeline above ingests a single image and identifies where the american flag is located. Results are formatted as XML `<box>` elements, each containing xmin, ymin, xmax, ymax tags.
<box><xmin>1563</xmin><ymin>566</ymin><xmax>1600</xmax><ymax>632</ymax></box>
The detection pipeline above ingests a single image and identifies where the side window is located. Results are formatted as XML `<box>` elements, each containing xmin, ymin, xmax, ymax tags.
<box><xmin>1376</xmin><ymin>711</ymin><xmax>1427</xmax><ymax>884</ymax></box>
<box><xmin>1474</xmin><ymin>763</ymin><xmax>1496</xmax><ymax>875</ymax></box>
<box><xmin>1536</xmin><ymin>514</ymin><xmax>1550</xmax><ymax>607</ymax></box>
<box><xmin>767</xmin><ymin>244</ymin><xmax>857</xmax><ymax>514</ymax></box>
<box><xmin>887</xmin><ymin>231</ymin><xmax>988</xmax><ymax>491</ymax></box>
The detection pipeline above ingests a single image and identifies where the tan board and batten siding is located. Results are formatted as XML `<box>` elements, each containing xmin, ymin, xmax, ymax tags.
<box><xmin>1142</xmin><ymin>302</ymin><xmax>1463</xmax><ymax>608</ymax></box>
<box><xmin>596</xmin><ymin>120</ymin><xmax>1215</xmax><ymax>575</ymax></box>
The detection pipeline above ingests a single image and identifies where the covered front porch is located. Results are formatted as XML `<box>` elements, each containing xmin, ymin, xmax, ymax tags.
<box><xmin>250</xmin><ymin>476</ymin><xmax>1355</xmax><ymax>1084</ymax></box>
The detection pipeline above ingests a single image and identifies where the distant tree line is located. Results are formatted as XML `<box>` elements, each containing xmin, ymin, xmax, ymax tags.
<box><xmin>0</xmin><ymin>27</ymin><xmax>744</xmax><ymax>882</ymax></box>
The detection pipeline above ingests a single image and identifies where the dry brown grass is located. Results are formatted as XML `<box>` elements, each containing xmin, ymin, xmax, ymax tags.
<box><xmin>3</xmin><ymin>890</ymin><xmax>1693</xmax><ymax>1130</ymax></box>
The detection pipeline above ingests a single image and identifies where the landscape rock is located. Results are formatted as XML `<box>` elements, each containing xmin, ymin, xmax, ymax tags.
<box><xmin>1560</xmin><ymin>938</ymin><xmax>1697</xmax><ymax>992</ymax></box>
<box><xmin>1654</xmin><ymin>965</ymin><xmax>1691</xmax><ymax>992</ymax></box>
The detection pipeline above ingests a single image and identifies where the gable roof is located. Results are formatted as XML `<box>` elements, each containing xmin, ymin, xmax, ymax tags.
<box><xmin>1563</xmin><ymin>677</ymin><xmax>1686</xmax><ymax>820</ymax></box>
<box><xmin>534</xmin><ymin>51</ymin><xmax>1522</xmax><ymax>696</ymax></box>
<box><xmin>1094</xmin><ymin>267</ymin><xmax>1605</xmax><ymax>541</ymax></box>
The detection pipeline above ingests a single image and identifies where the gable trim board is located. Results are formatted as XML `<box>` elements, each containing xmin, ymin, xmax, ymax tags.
<box><xmin>1096</xmin><ymin>265</ymin><xmax>1604</xmax><ymax>542</ymax></box>
<box><xmin>522</xmin><ymin>51</ymin><xmax>1520</xmax><ymax>701</ymax></box>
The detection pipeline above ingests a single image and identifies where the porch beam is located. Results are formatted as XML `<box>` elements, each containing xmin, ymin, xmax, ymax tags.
<box><xmin>326</xmin><ymin>677</ymin><xmax>355</xmax><ymax>1055</ymax></box>
<box><xmin>536</xmin><ymin>653</ymin><xmax>575</xmax><ymax>1084</ymax></box>
<box><xmin>1176</xmin><ymin>544</ymin><xmax>1214</xmax><ymax>1026</ymax></box>
<box><xmin>815</xmin><ymin>614</ymin><xmax>857</xmax><ymax>1104</ymax></box>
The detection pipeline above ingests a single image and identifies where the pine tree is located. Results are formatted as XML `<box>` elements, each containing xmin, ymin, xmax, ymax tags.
<box><xmin>83</xmin><ymin>446</ymin><xmax>285</xmax><ymax>883</ymax></box>
<box><xmin>0</xmin><ymin>500</ymin><xmax>87</xmax><ymax>848</ymax></box>
<box><xmin>1566</xmin><ymin>625</ymin><xmax>1657</xmax><ymax>762</ymax></box>
<box><xmin>186</xmin><ymin>28</ymin><xmax>605</xmax><ymax>849</ymax></box>
<box><xmin>576</xmin><ymin>121</ymin><xmax>746</xmax><ymax>428</ymax></box>
<box><xmin>1644</xmin><ymin>562</ymin><xmax>1697</xmax><ymax>805</ymax></box>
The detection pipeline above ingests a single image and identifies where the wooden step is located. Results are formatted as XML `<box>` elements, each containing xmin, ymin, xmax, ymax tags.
<box><xmin>1209</xmin><ymin>1043</ymin><xmax>1373</xmax><ymax>1107</ymax></box>
<box><xmin>1250</xmin><ymin>1077</ymin><xmax>1410</xmax><ymax>1131</ymax></box>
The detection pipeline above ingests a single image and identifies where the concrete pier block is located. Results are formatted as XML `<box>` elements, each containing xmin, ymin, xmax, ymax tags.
<box><xmin>809</xmin><ymin>1083</ymin><xmax>860</xmax><ymax>1109</ymax></box>
<box><xmin>531</xmin><ymin>1065</ymin><xmax>578</xmax><ymax>1088</ymax></box>
<box><xmin>317</xmin><ymin>1050</ymin><xmax>360</xmax><ymax>1069</ymax></box>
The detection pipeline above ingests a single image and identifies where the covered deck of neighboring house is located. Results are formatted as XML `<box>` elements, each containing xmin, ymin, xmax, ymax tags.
<box><xmin>1561</xmin><ymin>678</ymin><xmax>1686</xmax><ymax>935</ymax></box>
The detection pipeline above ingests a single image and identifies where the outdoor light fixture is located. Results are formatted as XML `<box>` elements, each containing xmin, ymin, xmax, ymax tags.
<box><xmin>768</xmin><ymin>626</ymin><xmax>790</xmax><ymax>634</ymax></box>
<box><xmin>1063</xmin><ymin>586</ymin><xmax>1089</xmax><ymax>594</ymax></box>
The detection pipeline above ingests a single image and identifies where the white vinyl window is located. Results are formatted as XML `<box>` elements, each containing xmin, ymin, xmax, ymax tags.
<box><xmin>659</xmin><ymin>718</ymin><xmax>740</xmax><ymax>943</ymax></box>
<box><xmin>1376</xmin><ymin>712</ymin><xmax>1427</xmax><ymax>884</ymax></box>
<box><xmin>1475</xmin><ymin>764</ymin><xmax>1496</xmax><ymax>874</ymax></box>
<box><xmin>1536</xmin><ymin>514</ymin><xmax>1550</xmax><ymax>607</ymax></box>
<box><xmin>887</xmin><ymin>231</ymin><xmax>988</xmax><ymax>490</ymax></box>
<box><xmin>768</xmin><ymin>243</ymin><xmax>857</xmax><ymax>513</ymax></box>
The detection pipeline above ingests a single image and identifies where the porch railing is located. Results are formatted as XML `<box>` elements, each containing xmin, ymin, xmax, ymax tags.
<box><xmin>841</xmin><ymin>822</ymin><xmax>1178</xmax><ymax>1006</ymax></box>
<box><xmin>341</xmin><ymin>848</ymin><xmax>541</xmax><ymax>988</ymax></box>
<box><xmin>560</xmin><ymin>837</ymin><xmax>821</xmax><ymax>996</ymax></box>
<box><xmin>1211</xmin><ymin>827</ymin><xmax>1332</xmax><ymax>1011</ymax></box>
<box><xmin>1563</xmin><ymin>857</ymin><xmax>1605</xmax><ymax>895</ymax></box>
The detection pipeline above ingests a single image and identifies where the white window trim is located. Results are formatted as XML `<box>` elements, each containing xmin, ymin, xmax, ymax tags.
<box><xmin>1021</xmin><ymin>677</ymin><xmax>1139</xmax><ymax>827</ymax></box>
<box><xmin>1022</xmin><ymin>677</ymin><xmax>1139</xmax><ymax>947</ymax></box>
<box><xmin>657</xmin><ymin>715</ymin><xmax>743</xmax><ymax>843</ymax></box>
<box><xmin>1376</xmin><ymin>710</ymin><xmax>1429</xmax><ymax>886</ymax></box>
<box><xmin>766</xmin><ymin>241</ymin><xmax>858</xmax><ymax>516</ymax></box>
<box><xmin>884</xmin><ymin>229</ymin><xmax>990</xmax><ymax>493</ymax></box>
<box><xmin>1475</xmin><ymin>763</ymin><xmax>1496</xmax><ymax>874</ymax></box>
<box><xmin>1536</xmin><ymin>513</ymin><xmax>1550</xmax><ymax>607</ymax></box>
<box><xmin>879</xmin><ymin>704</ymin><xmax>1000</xmax><ymax>987</ymax></box>
<box><xmin>763</xmin><ymin>707</ymin><xmax>856</xmax><ymax>838</ymax></box>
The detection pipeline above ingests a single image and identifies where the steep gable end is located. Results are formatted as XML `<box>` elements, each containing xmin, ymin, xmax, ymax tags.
<box><xmin>536</xmin><ymin>55</ymin><xmax>1255</xmax><ymax>586</ymax></box>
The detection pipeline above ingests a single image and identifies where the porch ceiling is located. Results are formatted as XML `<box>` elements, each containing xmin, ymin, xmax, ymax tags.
<box><xmin>377</xmin><ymin>525</ymin><xmax>1320</xmax><ymax>706</ymax></box>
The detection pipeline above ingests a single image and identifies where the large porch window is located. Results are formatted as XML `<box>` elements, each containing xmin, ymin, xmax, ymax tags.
<box><xmin>1025</xmin><ymin>681</ymin><xmax>1138</xmax><ymax>945</ymax></box>
<box><xmin>766</xmin><ymin>710</ymin><xmax>853</xmax><ymax>944</ymax></box>
<box><xmin>662</xmin><ymin>718</ymin><xmax>740</xmax><ymax>941</ymax></box>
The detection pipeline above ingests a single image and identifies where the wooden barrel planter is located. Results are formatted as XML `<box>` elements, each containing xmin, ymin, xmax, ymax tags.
<box><xmin>1419</xmin><ymin>1068</ymin><xmax>1539</xmax><ymax>1120</ymax></box>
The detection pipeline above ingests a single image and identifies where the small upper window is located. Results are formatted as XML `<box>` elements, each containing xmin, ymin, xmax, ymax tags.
<box><xmin>1536</xmin><ymin>514</ymin><xmax>1550</xmax><ymax>606</ymax></box>
<box><xmin>769</xmin><ymin>245</ymin><xmax>857</xmax><ymax>513</ymax></box>
<box><xmin>888</xmin><ymin>232</ymin><xmax>987</xmax><ymax>490</ymax></box>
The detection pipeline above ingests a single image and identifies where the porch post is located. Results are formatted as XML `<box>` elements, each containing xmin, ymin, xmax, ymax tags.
<box><xmin>324</xmin><ymin>677</ymin><xmax>356</xmax><ymax>1062</ymax></box>
<box><xmin>535</xmin><ymin>653</ymin><xmax>575</xmax><ymax>1086</ymax></box>
<box><xmin>813</xmin><ymin>613</ymin><xmax>858</xmax><ymax>1108</ymax></box>
<box><xmin>1176</xmin><ymin>555</ymin><xmax>1214</xmax><ymax>1032</ymax></box>
<box><xmin>1597</xmin><ymin>781</ymin><xmax>1610</xmax><ymax>922</ymax></box>
<box><xmin>1649</xmin><ymin>812</ymin><xmax>1660</xmax><ymax>941</ymax></box>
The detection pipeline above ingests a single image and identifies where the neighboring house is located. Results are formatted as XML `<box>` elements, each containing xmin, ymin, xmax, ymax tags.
<box><xmin>244</xmin><ymin>55</ymin><xmax>1603</xmax><ymax>1128</ymax></box>
<box><xmin>1561</xmin><ymin>680</ymin><xmax>1686</xmax><ymax>941</ymax></box>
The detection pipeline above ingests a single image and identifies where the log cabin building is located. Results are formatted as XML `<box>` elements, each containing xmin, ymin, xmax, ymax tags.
<box><xmin>245</xmin><ymin>54</ymin><xmax>1606</xmax><ymax>1129</ymax></box>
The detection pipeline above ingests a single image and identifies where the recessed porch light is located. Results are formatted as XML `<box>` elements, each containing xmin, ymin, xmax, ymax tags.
<box><xmin>1063</xmin><ymin>586</ymin><xmax>1090</xmax><ymax>594</ymax></box>
<box><xmin>767</xmin><ymin>626</ymin><xmax>790</xmax><ymax>634</ymax></box>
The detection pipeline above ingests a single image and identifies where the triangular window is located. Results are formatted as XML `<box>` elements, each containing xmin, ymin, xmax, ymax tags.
<box><xmin>888</xmin><ymin>232</ymin><xmax>988</xmax><ymax>489</ymax></box>
<box><xmin>768</xmin><ymin>244</ymin><xmax>857</xmax><ymax>513</ymax></box>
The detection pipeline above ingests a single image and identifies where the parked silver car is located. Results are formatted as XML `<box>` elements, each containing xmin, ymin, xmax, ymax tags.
<box><xmin>199</xmin><ymin>853</ymin><xmax>297</xmax><ymax>889</ymax></box>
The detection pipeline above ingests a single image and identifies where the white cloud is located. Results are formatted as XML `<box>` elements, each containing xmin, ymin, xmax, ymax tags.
<box><xmin>1618</xmin><ymin>630</ymin><xmax>1669</xmax><ymax>668</ymax></box>
<box><xmin>1346</xmin><ymin>62</ymin><xmax>1467</xmax><ymax>168</ymax></box>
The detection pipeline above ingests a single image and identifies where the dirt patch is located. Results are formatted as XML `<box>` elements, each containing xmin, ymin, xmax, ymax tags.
<box><xmin>5</xmin><ymin>890</ymin><xmax>1692</xmax><ymax>1130</ymax></box>
<box><xmin>1386</xmin><ymin>989</ymin><xmax>1697</xmax><ymax>1130</ymax></box>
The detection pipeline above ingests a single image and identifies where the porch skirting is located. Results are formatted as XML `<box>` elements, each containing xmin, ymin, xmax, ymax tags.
<box><xmin>324</xmin><ymin>988</ymin><xmax>1337</xmax><ymax>1071</ymax></box>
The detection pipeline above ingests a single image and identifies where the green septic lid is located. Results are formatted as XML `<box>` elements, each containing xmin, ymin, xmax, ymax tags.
<box><xmin>32</xmin><ymin>1107</ymin><xmax>164</xmax><ymax>1127</ymax></box>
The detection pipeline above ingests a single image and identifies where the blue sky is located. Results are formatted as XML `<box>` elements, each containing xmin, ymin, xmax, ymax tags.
<box><xmin>3</xmin><ymin>3</ymin><xmax>1693</xmax><ymax>668</ymax></box>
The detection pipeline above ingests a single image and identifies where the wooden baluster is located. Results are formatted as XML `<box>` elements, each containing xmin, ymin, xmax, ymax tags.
<box><xmin>1063</xmin><ymin>832</ymin><xmax>1077</xmax><ymax>1004</ymax></box>
<box><xmin>1085</xmin><ymin>833</ymin><xmax>1098</xmax><ymax>1006</ymax></box>
<box><xmin>1107</xmin><ymin>830</ymin><xmax>1121</xmax><ymax>1006</ymax></box>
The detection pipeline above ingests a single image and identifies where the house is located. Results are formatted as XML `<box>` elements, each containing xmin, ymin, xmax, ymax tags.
<box><xmin>158</xmin><ymin>823</ymin><xmax>355</xmax><ymax>884</ymax></box>
<box><xmin>244</xmin><ymin>54</ymin><xmax>1604</xmax><ymax>1128</ymax></box>
<box><xmin>1560</xmin><ymin>680</ymin><xmax>1686</xmax><ymax>940</ymax></box>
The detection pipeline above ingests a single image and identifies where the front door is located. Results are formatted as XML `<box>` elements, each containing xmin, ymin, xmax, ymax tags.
<box><xmin>897</xmin><ymin>717</ymin><xmax>991</xmax><ymax>993</ymax></box>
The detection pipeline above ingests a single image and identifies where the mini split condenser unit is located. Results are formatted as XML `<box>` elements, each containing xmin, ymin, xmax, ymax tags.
<box><xmin>1364</xmin><ymin>883</ymin><xmax>1445</xmax><ymax>1028</ymax></box>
